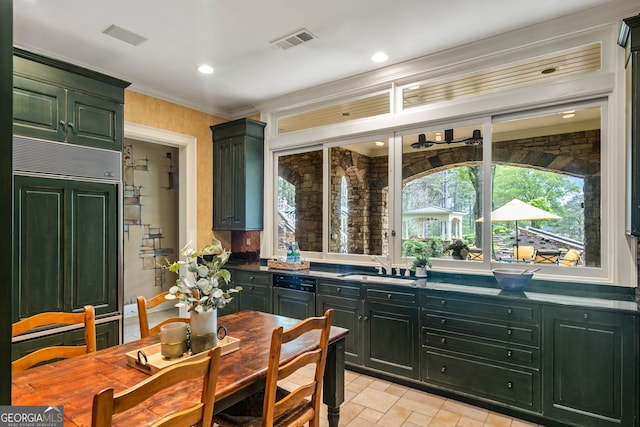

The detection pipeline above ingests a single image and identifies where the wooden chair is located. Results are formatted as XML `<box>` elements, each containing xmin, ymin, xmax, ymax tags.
<box><xmin>215</xmin><ymin>309</ymin><xmax>334</xmax><ymax>427</ymax></box>
<box><xmin>513</xmin><ymin>245</ymin><xmax>536</xmax><ymax>263</ymax></box>
<box><xmin>136</xmin><ymin>291</ymin><xmax>190</xmax><ymax>338</ymax></box>
<box><xmin>560</xmin><ymin>249</ymin><xmax>582</xmax><ymax>266</ymax></box>
<box><xmin>12</xmin><ymin>305</ymin><xmax>97</xmax><ymax>373</ymax></box>
<box><xmin>91</xmin><ymin>346</ymin><xmax>221</xmax><ymax>427</ymax></box>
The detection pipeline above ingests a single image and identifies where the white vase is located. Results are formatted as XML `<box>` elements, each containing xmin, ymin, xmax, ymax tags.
<box><xmin>415</xmin><ymin>267</ymin><xmax>428</xmax><ymax>278</ymax></box>
<box><xmin>189</xmin><ymin>309</ymin><xmax>217</xmax><ymax>354</ymax></box>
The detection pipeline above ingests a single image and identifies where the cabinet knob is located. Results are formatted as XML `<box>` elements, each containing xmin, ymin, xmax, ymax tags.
<box><xmin>249</xmin><ymin>286</ymin><xmax>255</xmax><ymax>291</ymax></box>
<box><xmin>440</xmin><ymin>319</ymin><xmax>446</xmax><ymax>325</ymax></box>
<box><xmin>441</xmin><ymin>366</ymin><xmax>447</xmax><ymax>374</ymax></box>
<box><xmin>507</xmin><ymin>307</ymin><xmax>513</xmax><ymax>315</ymax></box>
<box><xmin>440</xmin><ymin>300</ymin><xmax>446</xmax><ymax>306</ymax></box>
<box><xmin>387</xmin><ymin>294</ymin><xmax>392</xmax><ymax>299</ymax></box>
<box><xmin>440</xmin><ymin>337</ymin><xmax>446</xmax><ymax>344</ymax></box>
<box><xmin>364</xmin><ymin>316</ymin><xmax>369</xmax><ymax>321</ymax></box>
<box><xmin>249</xmin><ymin>276</ymin><xmax>254</xmax><ymax>281</ymax></box>
<box><xmin>583</xmin><ymin>313</ymin><xmax>589</xmax><ymax>320</ymax></box>
<box><xmin>507</xmin><ymin>381</ymin><xmax>513</xmax><ymax>389</ymax></box>
<box><xmin>336</xmin><ymin>287</ymin><xmax>341</xmax><ymax>292</ymax></box>
<box><xmin>67</xmin><ymin>122</ymin><xmax>74</xmax><ymax>129</ymax></box>
<box><xmin>507</xmin><ymin>350</ymin><xmax>513</xmax><ymax>357</ymax></box>
<box><xmin>507</xmin><ymin>329</ymin><xmax>512</xmax><ymax>335</ymax></box>
<box><xmin>358</xmin><ymin>315</ymin><xmax>363</xmax><ymax>320</ymax></box>
<box><xmin>59</xmin><ymin>120</ymin><xmax>66</xmax><ymax>129</ymax></box>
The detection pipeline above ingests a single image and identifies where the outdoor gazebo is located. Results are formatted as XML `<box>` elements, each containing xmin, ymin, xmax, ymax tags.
<box><xmin>403</xmin><ymin>206</ymin><xmax>465</xmax><ymax>241</ymax></box>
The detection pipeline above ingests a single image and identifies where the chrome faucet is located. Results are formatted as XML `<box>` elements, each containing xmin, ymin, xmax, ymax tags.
<box><xmin>371</xmin><ymin>254</ymin><xmax>392</xmax><ymax>275</ymax></box>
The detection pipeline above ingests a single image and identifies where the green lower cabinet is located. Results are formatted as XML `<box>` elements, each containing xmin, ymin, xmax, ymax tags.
<box><xmin>364</xmin><ymin>287</ymin><xmax>420</xmax><ymax>380</ymax></box>
<box><xmin>542</xmin><ymin>306</ymin><xmax>637</xmax><ymax>427</ymax></box>
<box><xmin>233</xmin><ymin>271</ymin><xmax>272</xmax><ymax>313</ymax></box>
<box><xmin>316</xmin><ymin>281</ymin><xmax>363</xmax><ymax>365</ymax></box>
<box><xmin>12</xmin><ymin>319</ymin><xmax>119</xmax><ymax>366</ymax></box>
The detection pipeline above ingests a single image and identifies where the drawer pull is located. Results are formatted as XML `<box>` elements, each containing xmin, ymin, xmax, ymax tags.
<box><xmin>336</xmin><ymin>287</ymin><xmax>341</xmax><ymax>292</ymax></box>
<box><xmin>441</xmin><ymin>366</ymin><xmax>447</xmax><ymax>374</ymax></box>
<box><xmin>507</xmin><ymin>307</ymin><xmax>513</xmax><ymax>315</ymax></box>
<box><xmin>387</xmin><ymin>294</ymin><xmax>392</xmax><ymax>299</ymax></box>
<box><xmin>358</xmin><ymin>315</ymin><xmax>363</xmax><ymax>320</ymax></box>
<box><xmin>440</xmin><ymin>300</ymin><xmax>446</xmax><ymax>306</ymax></box>
<box><xmin>440</xmin><ymin>337</ymin><xmax>446</xmax><ymax>344</ymax></box>
<box><xmin>507</xmin><ymin>329</ymin><xmax>512</xmax><ymax>336</ymax></box>
<box><xmin>440</xmin><ymin>319</ymin><xmax>446</xmax><ymax>326</ymax></box>
<box><xmin>583</xmin><ymin>313</ymin><xmax>589</xmax><ymax>320</ymax></box>
<box><xmin>249</xmin><ymin>276</ymin><xmax>255</xmax><ymax>281</ymax></box>
<box><xmin>507</xmin><ymin>350</ymin><xmax>513</xmax><ymax>357</ymax></box>
<box><xmin>249</xmin><ymin>286</ymin><xmax>255</xmax><ymax>291</ymax></box>
<box><xmin>507</xmin><ymin>381</ymin><xmax>513</xmax><ymax>389</ymax></box>
<box><xmin>364</xmin><ymin>316</ymin><xmax>369</xmax><ymax>321</ymax></box>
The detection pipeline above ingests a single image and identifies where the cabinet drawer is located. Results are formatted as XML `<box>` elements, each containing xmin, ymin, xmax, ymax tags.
<box><xmin>424</xmin><ymin>312</ymin><xmax>538</xmax><ymax>346</ymax></box>
<box><xmin>317</xmin><ymin>281</ymin><xmax>361</xmax><ymax>298</ymax></box>
<box><xmin>423</xmin><ymin>330</ymin><xmax>538</xmax><ymax>367</ymax></box>
<box><xmin>423</xmin><ymin>350</ymin><xmax>539</xmax><ymax>411</ymax></box>
<box><xmin>234</xmin><ymin>271</ymin><xmax>271</xmax><ymax>286</ymax></box>
<box><xmin>366</xmin><ymin>287</ymin><xmax>418</xmax><ymax>306</ymax></box>
<box><xmin>424</xmin><ymin>293</ymin><xmax>538</xmax><ymax>323</ymax></box>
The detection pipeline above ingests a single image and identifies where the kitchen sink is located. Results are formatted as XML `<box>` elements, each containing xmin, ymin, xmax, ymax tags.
<box><xmin>337</xmin><ymin>273</ymin><xmax>416</xmax><ymax>286</ymax></box>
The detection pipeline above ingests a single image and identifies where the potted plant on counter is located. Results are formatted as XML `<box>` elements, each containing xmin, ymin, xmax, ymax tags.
<box><xmin>411</xmin><ymin>254</ymin><xmax>432</xmax><ymax>277</ymax></box>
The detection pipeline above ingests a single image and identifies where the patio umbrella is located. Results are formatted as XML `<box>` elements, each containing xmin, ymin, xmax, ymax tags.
<box><xmin>476</xmin><ymin>198</ymin><xmax>561</xmax><ymax>249</ymax></box>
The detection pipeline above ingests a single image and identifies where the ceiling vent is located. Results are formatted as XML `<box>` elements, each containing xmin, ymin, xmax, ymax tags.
<box><xmin>103</xmin><ymin>24</ymin><xmax>148</xmax><ymax>46</ymax></box>
<box><xmin>271</xmin><ymin>29</ymin><xmax>317</xmax><ymax>50</ymax></box>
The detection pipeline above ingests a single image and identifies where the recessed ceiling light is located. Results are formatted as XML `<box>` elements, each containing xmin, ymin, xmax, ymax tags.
<box><xmin>197</xmin><ymin>64</ymin><xmax>214</xmax><ymax>74</ymax></box>
<box><xmin>371</xmin><ymin>52</ymin><xmax>388</xmax><ymax>63</ymax></box>
<box><xmin>562</xmin><ymin>113</ymin><xmax>575</xmax><ymax>119</ymax></box>
<box><xmin>375</xmin><ymin>141</ymin><xmax>385</xmax><ymax>147</ymax></box>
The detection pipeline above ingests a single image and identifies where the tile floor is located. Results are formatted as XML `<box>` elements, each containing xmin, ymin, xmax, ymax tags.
<box><xmin>123</xmin><ymin>309</ymin><xmax>542</xmax><ymax>427</ymax></box>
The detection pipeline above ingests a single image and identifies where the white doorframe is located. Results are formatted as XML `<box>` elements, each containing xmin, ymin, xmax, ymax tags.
<box><xmin>123</xmin><ymin>122</ymin><xmax>198</xmax><ymax>258</ymax></box>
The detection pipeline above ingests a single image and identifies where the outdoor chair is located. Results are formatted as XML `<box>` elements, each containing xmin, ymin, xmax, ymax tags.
<box><xmin>215</xmin><ymin>309</ymin><xmax>334</xmax><ymax>427</ymax></box>
<box><xmin>560</xmin><ymin>249</ymin><xmax>581</xmax><ymax>266</ymax></box>
<box><xmin>513</xmin><ymin>246</ymin><xmax>536</xmax><ymax>263</ymax></box>
<box><xmin>12</xmin><ymin>305</ymin><xmax>96</xmax><ymax>372</ymax></box>
<box><xmin>136</xmin><ymin>291</ymin><xmax>190</xmax><ymax>338</ymax></box>
<box><xmin>534</xmin><ymin>249</ymin><xmax>560</xmax><ymax>264</ymax></box>
<box><xmin>468</xmin><ymin>248</ymin><xmax>483</xmax><ymax>261</ymax></box>
<box><xmin>92</xmin><ymin>346</ymin><xmax>221</xmax><ymax>427</ymax></box>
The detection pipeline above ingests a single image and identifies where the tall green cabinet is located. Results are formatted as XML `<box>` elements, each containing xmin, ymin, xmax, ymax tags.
<box><xmin>211</xmin><ymin>118</ymin><xmax>266</xmax><ymax>230</ymax></box>
<box><xmin>11</xmin><ymin>48</ymin><xmax>129</xmax><ymax>356</ymax></box>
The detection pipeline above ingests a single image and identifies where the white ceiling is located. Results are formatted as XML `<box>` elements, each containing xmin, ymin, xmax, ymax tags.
<box><xmin>12</xmin><ymin>0</ymin><xmax>622</xmax><ymax>118</ymax></box>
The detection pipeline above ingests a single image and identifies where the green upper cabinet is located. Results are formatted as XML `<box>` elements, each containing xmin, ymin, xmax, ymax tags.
<box><xmin>211</xmin><ymin>118</ymin><xmax>266</xmax><ymax>230</ymax></box>
<box><xmin>12</xmin><ymin>48</ymin><xmax>129</xmax><ymax>151</ymax></box>
<box><xmin>13</xmin><ymin>175</ymin><xmax>118</xmax><ymax>321</ymax></box>
<box><xmin>542</xmin><ymin>305</ymin><xmax>637</xmax><ymax>427</ymax></box>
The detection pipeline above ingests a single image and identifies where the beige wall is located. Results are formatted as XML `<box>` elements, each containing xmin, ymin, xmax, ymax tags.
<box><xmin>123</xmin><ymin>90</ymin><xmax>227</xmax><ymax>249</ymax></box>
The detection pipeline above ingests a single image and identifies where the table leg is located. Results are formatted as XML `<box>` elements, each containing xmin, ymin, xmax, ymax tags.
<box><xmin>323</xmin><ymin>337</ymin><xmax>345</xmax><ymax>427</ymax></box>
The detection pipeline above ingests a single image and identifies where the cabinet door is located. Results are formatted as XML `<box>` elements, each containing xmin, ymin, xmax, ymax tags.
<box><xmin>13</xmin><ymin>176</ymin><xmax>118</xmax><ymax>320</ymax></box>
<box><xmin>542</xmin><ymin>306</ymin><xmax>636</xmax><ymax>427</ymax></box>
<box><xmin>273</xmin><ymin>288</ymin><xmax>315</xmax><ymax>320</ymax></box>
<box><xmin>238</xmin><ymin>284</ymin><xmax>271</xmax><ymax>313</ymax></box>
<box><xmin>364</xmin><ymin>301</ymin><xmax>420</xmax><ymax>379</ymax></box>
<box><xmin>67</xmin><ymin>91</ymin><xmax>123</xmax><ymax>150</ymax></box>
<box><xmin>13</xmin><ymin>75</ymin><xmax>66</xmax><ymax>141</ymax></box>
<box><xmin>317</xmin><ymin>293</ymin><xmax>362</xmax><ymax>365</ymax></box>
<box><xmin>213</xmin><ymin>138</ymin><xmax>235</xmax><ymax>229</ymax></box>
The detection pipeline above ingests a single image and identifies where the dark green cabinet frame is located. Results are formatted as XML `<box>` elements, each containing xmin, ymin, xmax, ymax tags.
<box><xmin>211</xmin><ymin>118</ymin><xmax>266</xmax><ymax>230</ymax></box>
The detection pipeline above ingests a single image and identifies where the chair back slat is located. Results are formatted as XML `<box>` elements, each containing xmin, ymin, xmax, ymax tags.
<box><xmin>92</xmin><ymin>346</ymin><xmax>221</xmax><ymax>427</ymax></box>
<box><xmin>137</xmin><ymin>292</ymin><xmax>190</xmax><ymax>339</ymax></box>
<box><xmin>12</xmin><ymin>305</ymin><xmax>96</xmax><ymax>372</ymax></box>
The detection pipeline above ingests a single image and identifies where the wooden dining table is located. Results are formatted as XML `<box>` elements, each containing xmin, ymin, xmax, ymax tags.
<box><xmin>12</xmin><ymin>310</ymin><xmax>349</xmax><ymax>427</ymax></box>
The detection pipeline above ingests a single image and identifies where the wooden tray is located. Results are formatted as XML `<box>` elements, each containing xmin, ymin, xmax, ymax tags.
<box><xmin>126</xmin><ymin>336</ymin><xmax>240</xmax><ymax>374</ymax></box>
<box><xmin>267</xmin><ymin>260</ymin><xmax>310</xmax><ymax>270</ymax></box>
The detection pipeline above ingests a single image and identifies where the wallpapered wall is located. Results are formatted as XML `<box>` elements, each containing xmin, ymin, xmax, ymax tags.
<box><xmin>123</xmin><ymin>90</ymin><xmax>227</xmax><ymax>250</ymax></box>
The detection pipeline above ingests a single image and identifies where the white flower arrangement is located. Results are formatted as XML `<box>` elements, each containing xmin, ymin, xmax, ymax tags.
<box><xmin>162</xmin><ymin>238</ymin><xmax>241</xmax><ymax>313</ymax></box>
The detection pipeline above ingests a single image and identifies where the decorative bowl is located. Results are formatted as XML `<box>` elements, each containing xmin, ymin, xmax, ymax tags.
<box><xmin>492</xmin><ymin>269</ymin><xmax>533</xmax><ymax>291</ymax></box>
